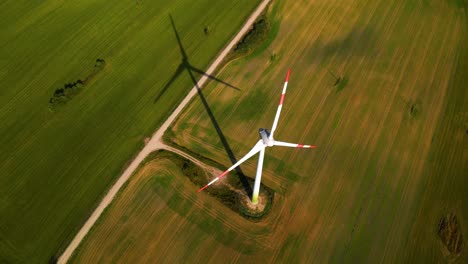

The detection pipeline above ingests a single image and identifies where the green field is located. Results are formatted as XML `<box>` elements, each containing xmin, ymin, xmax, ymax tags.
<box><xmin>0</xmin><ymin>0</ymin><xmax>260</xmax><ymax>262</ymax></box>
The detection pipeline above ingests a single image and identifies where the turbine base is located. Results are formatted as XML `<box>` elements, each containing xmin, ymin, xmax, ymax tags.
<box><xmin>251</xmin><ymin>194</ymin><xmax>259</xmax><ymax>205</ymax></box>
<box><xmin>239</xmin><ymin>192</ymin><xmax>267</xmax><ymax>216</ymax></box>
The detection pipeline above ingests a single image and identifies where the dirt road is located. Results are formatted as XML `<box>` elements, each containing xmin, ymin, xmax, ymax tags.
<box><xmin>57</xmin><ymin>1</ymin><xmax>271</xmax><ymax>263</ymax></box>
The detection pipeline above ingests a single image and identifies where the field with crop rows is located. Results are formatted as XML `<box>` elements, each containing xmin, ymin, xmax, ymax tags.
<box><xmin>168</xmin><ymin>0</ymin><xmax>467</xmax><ymax>262</ymax></box>
<box><xmin>71</xmin><ymin>150</ymin><xmax>286</xmax><ymax>263</ymax></box>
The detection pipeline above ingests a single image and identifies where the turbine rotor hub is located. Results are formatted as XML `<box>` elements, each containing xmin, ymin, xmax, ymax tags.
<box><xmin>259</xmin><ymin>128</ymin><xmax>274</xmax><ymax>147</ymax></box>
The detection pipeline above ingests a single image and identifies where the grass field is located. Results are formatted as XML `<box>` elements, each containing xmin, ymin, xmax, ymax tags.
<box><xmin>60</xmin><ymin>0</ymin><xmax>467</xmax><ymax>262</ymax></box>
<box><xmin>0</xmin><ymin>0</ymin><xmax>260</xmax><ymax>262</ymax></box>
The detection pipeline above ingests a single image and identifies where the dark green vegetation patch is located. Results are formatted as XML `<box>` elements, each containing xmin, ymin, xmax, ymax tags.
<box><xmin>438</xmin><ymin>213</ymin><xmax>464</xmax><ymax>255</ymax></box>
<box><xmin>155</xmin><ymin>150</ymin><xmax>274</xmax><ymax>221</ymax></box>
<box><xmin>335</xmin><ymin>76</ymin><xmax>348</xmax><ymax>92</ymax></box>
<box><xmin>231</xmin><ymin>15</ymin><xmax>271</xmax><ymax>59</ymax></box>
<box><xmin>49</xmin><ymin>59</ymin><xmax>106</xmax><ymax>109</ymax></box>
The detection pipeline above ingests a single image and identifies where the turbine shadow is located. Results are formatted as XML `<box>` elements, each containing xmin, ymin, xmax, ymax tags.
<box><xmin>154</xmin><ymin>15</ymin><xmax>239</xmax><ymax>103</ymax></box>
<box><xmin>166</xmin><ymin>15</ymin><xmax>252</xmax><ymax>194</ymax></box>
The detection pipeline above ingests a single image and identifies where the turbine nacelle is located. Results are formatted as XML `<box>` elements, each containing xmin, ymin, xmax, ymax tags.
<box><xmin>259</xmin><ymin>128</ymin><xmax>274</xmax><ymax>147</ymax></box>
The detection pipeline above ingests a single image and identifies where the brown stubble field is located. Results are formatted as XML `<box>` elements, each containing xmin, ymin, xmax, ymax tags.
<box><xmin>73</xmin><ymin>0</ymin><xmax>466</xmax><ymax>262</ymax></box>
<box><xmin>71</xmin><ymin>152</ymin><xmax>286</xmax><ymax>263</ymax></box>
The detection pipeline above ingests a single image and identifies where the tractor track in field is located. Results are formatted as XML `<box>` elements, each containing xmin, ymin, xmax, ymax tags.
<box><xmin>57</xmin><ymin>0</ymin><xmax>271</xmax><ymax>263</ymax></box>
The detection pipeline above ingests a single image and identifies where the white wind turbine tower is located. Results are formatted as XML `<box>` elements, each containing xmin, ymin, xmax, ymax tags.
<box><xmin>198</xmin><ymin>69</ymin><xmax>316</xmax><ymax>204</ymax></box>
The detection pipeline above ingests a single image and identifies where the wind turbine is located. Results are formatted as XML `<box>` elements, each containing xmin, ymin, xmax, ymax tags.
<box><xmin>198</xmin><ymin>69</ymin><xmax>316</xmax><ymax>204</ymax></box>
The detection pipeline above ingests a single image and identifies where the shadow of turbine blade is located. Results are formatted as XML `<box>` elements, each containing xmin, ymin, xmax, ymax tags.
<box><xmin>162</xmin><ymin>14</ymin><xmax>251</xmax><ymax>194</ymax></box>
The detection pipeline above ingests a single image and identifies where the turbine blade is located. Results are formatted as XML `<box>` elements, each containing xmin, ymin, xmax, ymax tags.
<box><xmin>198</xmin><ymin>140</ymin><xmax>265</xmax><ymax>192</ymax></box>
<box><xmin>251</xmin><ymin>147</ymin><xmax>265</xmax><ymax>204</ymax></box>
<box><xmin>274</xmin><ymin>140</ymin><xmax>316</xmax><ymax>149</ymax></box>
<box><xmin>270</xmin><ymin>69</ymin><xmax>291</xmax><ymax>138</ymax></box>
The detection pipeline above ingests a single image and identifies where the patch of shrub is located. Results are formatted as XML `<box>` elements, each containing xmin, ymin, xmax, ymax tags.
<box><xmin>154</xmin><ymin>149</ymin><xmax>275</xmax><ymax>221</ymax></box>
<box><xmin>200</xmin><ymin>169</ymin><xmax>274</xmax><ymax>221</ymax></box>
<box><xmin>438</xmin><ymin>213</ymin><xmax>463</xmax><ymax>254</ymax></box>
<box><xmin>231</xmin><ymin>15</ymin><xmax>270</xmax><ymax>58</ymax></box>
<box><xmin>335</xmin><ymin>76</ymin><xmax>348</xmax><ymax>92</ymax></box>
<box><xmin>49</xmin><ymin>79</ymin><xmax>84</xmax><ymax>107</ymax></box>
<box><xmin>49</xmin><ymin>59</ymin><xmax>106</xmax><ymax>110</ymax></box>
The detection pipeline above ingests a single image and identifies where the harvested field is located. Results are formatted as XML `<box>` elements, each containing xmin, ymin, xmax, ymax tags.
<box><xmin>71</xmin><ymin>151</ymin><xmax>283</xmax><ymax>263</ymax></box>
<box><xmin>167</xmin><ymin>0</ymin><xmax>467</xmax><ymax>262</ymax></box>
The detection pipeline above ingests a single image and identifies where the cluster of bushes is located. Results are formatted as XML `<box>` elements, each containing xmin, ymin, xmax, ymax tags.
<box><xmin>438</xmin><ymin>213</ymin><xmax>463</xmax><ymax>254</ymax></box>
<box><xmin>232</xmin><ymin>15</ymin><xmax>271</xmax><ymax>57</ymax></box>
<box><xmin>167</xmin><ymin>151</ymin><xmax>242</xmax><ymax>212</ymax></box>
<box><xmin>155</xmin><ymin>149</ymin><xmax>274</xmax><ymax>221</ymax></box>
<box><xmin>49</xmin><ymin>79</ymin><xmax>85</xmax><ymax>107</ymax></box>
<box><xmin>49</xmin><ymin>59</ymin><xmax>106</xmax><ymax>109</ymax></box>
<box><xmin>189</xmin><ymin>166</ymin><xmax>274</xmax><ymax>221</ymax></box>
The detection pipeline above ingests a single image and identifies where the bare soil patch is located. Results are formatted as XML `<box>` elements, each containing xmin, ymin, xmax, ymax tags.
<box><xmin>239</xmin><ymin>191</ymin><xmax>269</xmax><ymax>215</ymax></box>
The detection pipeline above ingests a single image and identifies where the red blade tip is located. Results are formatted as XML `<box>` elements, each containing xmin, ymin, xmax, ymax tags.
<box><xmin>198</xmin><ymin>170</ymin><xmax>229</xmax><ymax>193</ymax></box>
<box><xmin>285</xmin><ymin>69</ymin><xmax>291</xmax><ymax>82</ymax></box>
<box><xmin>198</xmin><ymin>185</ymin><xmax>209</xmax><ymax>192</ymax></box>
